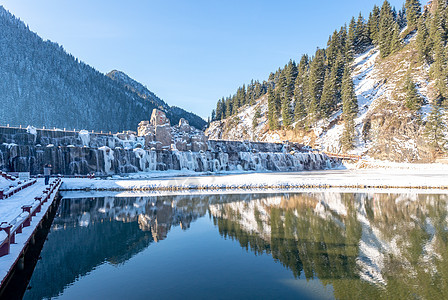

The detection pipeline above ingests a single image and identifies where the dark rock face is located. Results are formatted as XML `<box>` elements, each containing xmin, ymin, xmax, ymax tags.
<box><xmin>0</xmin><ymin>127</ymin><xmax>339</xmax><ymax>175</ymax></box>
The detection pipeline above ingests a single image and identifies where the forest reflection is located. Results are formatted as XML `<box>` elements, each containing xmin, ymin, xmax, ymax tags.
<box><xmin>210</xmin><ymin>192</ymin><xmax>448</xmax><ymax>299</ymax></box>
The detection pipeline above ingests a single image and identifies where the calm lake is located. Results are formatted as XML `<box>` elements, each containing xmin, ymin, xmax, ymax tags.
<box><xmin>23</xmin><ymin>192</ymin><xmax>448</xmax><ymax>299</ymax></box>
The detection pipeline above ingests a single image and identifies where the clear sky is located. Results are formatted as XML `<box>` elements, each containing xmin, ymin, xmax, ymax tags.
<box><xmin>1</xmin><ymin>0</ymin><xmax>407</xmax><ymax>119</ymax></box>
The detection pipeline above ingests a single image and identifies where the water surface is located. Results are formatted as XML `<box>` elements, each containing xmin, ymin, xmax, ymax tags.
<box><xmin>24</xmin><ymin>192</ymin><xmax>448</xmax><ymax>299</ymax></box>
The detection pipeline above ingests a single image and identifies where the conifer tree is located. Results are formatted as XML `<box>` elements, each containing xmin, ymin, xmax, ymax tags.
<box><xmin>341</xmin><ymin>118</ymin><xmax>356</xmax><ymax>151</ymax></box>
<box><xmin>429</xmin><ymin>0</ymin><xmax>448</xmax><ymax>101</ymax></box>
<box><xmin>346</xmin><ymin>17</ymin><xmax>357</xmax><ymax>61</ymax></box>
<box><xmin>294</xmin><ymin>96</ymin><xmax>306</xmax><ymax>124</ymax></box>
<box><xmin>285</xmin><ymin>60</ymin><xmax>298</xmax><ymax>100</ymax></box>
<box><xmin>368</xmin><ymin>5</ymin><xmax>381</xmax><ymax>44</ymax></box>
<box><xmin>405</xmin><ymin>0</ymin><xmax>422</xmax><ymax>31</ymax></box>
<box><xmin>293</xmin><ymin>55</ymin><xmax>309</xmax><ymax>124</ymax></box>
<box><xmin>252</xmin><ymin>108</ymin><xmax>261</xmax><ymax>129</ymax></box>
<box><xmin>326</xmin><ymin>31</ymin><xmax>340</xmax><ymax>68</ymax></box>
<box><xmin>267</xmin><ymin>87</ymin><xmax>279</xmax><ymax>130</ymax></box>
<box><xmin>424</xmin><ymin>104</ymin><xmax>446</xmax><ymax>152</ymax></box>
<box><xmin>225</xmin><ymin>97</ymin><xmax>233</xmax><ymax>117</ymax></box>
<box><xmin>403</xmin><ymin>76</ymin><xmax>424</xmax><ymax>111</ymax></box>
<box><xmin>277</xmin><ymin>71</ymin><xmax>287</xmax><ymax>100</ymax></box>
<box><xmin>232</xmin><ymin>94</ymin><xmax>240</xmax><ymax>114</ymax></box>
<box><xmin>379</xmin><ymin>0</ymin><xmax>396</xmax><ymax>58</ymax></box>
<box><xmin>342</xmin><ymin>67</ymin><xmax>358</xmax><ymax>117</ymax></box>
<box><xmin>416</xmin><ymin>17</ymin><xmax>430</xmax><ymax>62</ymax></box>
<box><xmin>341</xmin><ymin>66</ymin><xmax>358</xmax><ymax>151</ymax></box>
<box><xmin>390</xmin><ymin>21</ymin><xmax>402</xmax><ymax>53</ymax></box>
<box><xmin>281</xmin><ymin>93</ymin><xmax>292</xmax><ymax>128</ymax></box>
<box><xmin>356</xmin><ymin>13</ymin><xmax>371</xmax><ymax>52</ymax></box>
<box><xmin>397</xmin><ymin>4</ymin><xmax>407</xmax><ymax>29</ymax></box>
<box><xmin>320</xmin><ymin>68</ymin><xmax>337</xmax><ymax>118</ymax></box>
<box><xmin>308</xmin><ymin>48</ymin><xmax>326</xmax><ymax>123</ymax></box>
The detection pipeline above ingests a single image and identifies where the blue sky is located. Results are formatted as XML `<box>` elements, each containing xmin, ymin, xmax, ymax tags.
<box><xmin>2</xmin><ymin>0</ymin><xmax>406</xmax><ymax>119</ymax></box>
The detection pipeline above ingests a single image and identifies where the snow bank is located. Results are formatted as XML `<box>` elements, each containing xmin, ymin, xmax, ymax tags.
<box><xmin>60</xmin><ymin>169</ymin><xmax>448</xmax><ymax>192</ymax></box>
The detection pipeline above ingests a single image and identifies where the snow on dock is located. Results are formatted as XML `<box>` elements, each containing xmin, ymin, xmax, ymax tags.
<box><xmin>0</xmin><ymin>178</ymin><xmax>62</xmax><ymax>288</ymax></box>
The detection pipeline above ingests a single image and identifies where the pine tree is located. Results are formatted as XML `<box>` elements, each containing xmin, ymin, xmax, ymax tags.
<box><xmin>225</xmin><ymin>97</ymin><xmax>233</xmax><ymax>117</ymax></box>
<box><xmin>320</xmin><ymin>68</ymin><xmax>338</xmax><ymax>118</ymax></box>
<box><xmin>267</xmin><ymin>87</ymin><xmax>279</xmax><ymax>130</ymax></box>
<box><xmin>424</xmin><ymin>104</ymin><xmax>446</xmax><ymax>152</ymax></box>
<box><xmin>356</xmin><ymin>13</ymin><xmax>371</xmax><ymax>52</ymax></box>
<box><xmin>429</xmin><ymin>0</ymin><xmax>448</xmax><ymax>101</ymax></box>
<box><xmin>405</xmin><ymin>0</ymin><xmax>422</xmax><ymax>31</ymax></box>
<box><xmin>397</xmin><ymin>4</ymin><xmax>407</xmax><ymax>29</ymax></box>
<box><xmin>403</xmin><ymin>76</ymin><xmax>424</xmax><ymax>111</ymax></box>
<box><xmin>308</xmin><ymin>48</ymin><xmax>326</xmax><ymax>123</ymax></box>
<box><xmin>252</xmin><ymin>107</ymin><xmax>261</xmax><ymax>129</ymax></box>
<box><xmin>368</xmin><ymin>5</ymin><xmax>381</xmax><ymax>44</ymax></box>
<box><xmin>281</xmin><ymin>93</ymin><xmax>292</xmax><ymax>128</ymax></box>
<box><xmin>378</xmin><ymin>0</ymin><xmax>396</xmax><ymax>58</ymax></box>
<box><xmin>341</xmin><ymin>118</ymin><xmax>356</xmax><ymax>152</ymax></box>
<box><xmin>342</xmin><ymin>67</ymin><xmax>358</xmax><ymax>117</ymax></box>
<box><xmin>346</xmin><ymin>17</ymin><xmax>357</xmax><ymax>61</ymax></box>
<box><xmin>416</xmin><ymin>17</ymin><xmax>430</xmax><ymax>62</ymax></box>
<box><xmin>285</xmin><ymin>60</ymin><xmax>298</xmax><ymax>99</ymax></box>
<box><xmin>294</xmin><ymin>96</ymin><xmax>307</xmax><ymax>124</ymax></box>
<box><xmin>326</xmin><ymin>31</ymin><xmax>340</xmax><ymax>68</ymax></box>
<box><xmin>390</xmin><ymin>21</ymin><xmax>402</xmax><ymax>53</ymax></box>
<box><xmin>340</xmin><ymin>66</ymin><xmax>358</xmax><ymax>151</ymax></box>
<box><xmin>293</xmin><ymin>55</ymin><xmax>309</xmax><ymax>124</ymax></box>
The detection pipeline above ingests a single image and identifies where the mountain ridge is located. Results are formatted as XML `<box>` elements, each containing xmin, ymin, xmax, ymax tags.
<box><xmin>0</xmin><ymin>6</ymin><xmax>205</xmax><ymax>132</ymax></box>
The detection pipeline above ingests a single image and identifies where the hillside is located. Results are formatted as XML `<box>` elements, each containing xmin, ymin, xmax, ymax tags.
<box><xmin>0</xmin><ymin>6</ymin><xmax>205</xmax><ymax>132</ymax></box>
<box><xmin>107</xmin><ymin>70</ymin><xmax>206</xmax><ymax>130</ymax></box>
<box><xmin>207</xmin><ymin>0</ymin><xmax>448</xmax><ymax>163</ymax></box>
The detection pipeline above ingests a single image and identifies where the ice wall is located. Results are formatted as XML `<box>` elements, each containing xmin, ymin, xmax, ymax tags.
<box><xmin>0</xmin><ymin>127</ymin><xmax>340</xmax><ymax>175</ymax></box>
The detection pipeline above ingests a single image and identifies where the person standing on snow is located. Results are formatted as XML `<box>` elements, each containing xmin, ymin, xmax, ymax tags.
<box><xmin>44</xmin><ymin>164</ymin><xmax>52</xmax><ymax>185</ymax></box>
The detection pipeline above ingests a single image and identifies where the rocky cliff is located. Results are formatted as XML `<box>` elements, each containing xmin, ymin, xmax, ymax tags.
<box><xmin>0</xmin><ymin>110</ymin><xmax>338</xmax><ymax>176</ymax></box>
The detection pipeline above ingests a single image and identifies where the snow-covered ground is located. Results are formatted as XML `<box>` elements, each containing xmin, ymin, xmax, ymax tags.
<box><xmin>60</xmin><ymin>166</ymin><xmax>448</xmax><ymax>192</ymax></box>
<box><xmin>0</xmin><ymin>176</ymin><xmax>17</xmax><ymax>192</ymax></box>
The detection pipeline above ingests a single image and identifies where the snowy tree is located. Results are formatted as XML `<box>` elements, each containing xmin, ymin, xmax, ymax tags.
<box><xmin>424</xmin><ymin>105</ymin><xmax>447</xmax><ymax>152</ymax></box>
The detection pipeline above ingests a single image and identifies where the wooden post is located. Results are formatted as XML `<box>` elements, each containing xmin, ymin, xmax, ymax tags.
<box><xmin>0</xmin><ymin>223</ymin><xmax>12</xmax><ymax>256</ymax></box>
<box><xmin>22</xmin><ymin>205</ymin><xmax>32</xmax><ymax>227</ymax></box>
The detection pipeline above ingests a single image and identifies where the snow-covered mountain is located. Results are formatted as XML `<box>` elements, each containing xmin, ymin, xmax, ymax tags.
<box><xmin>206</xmin><ymin>34</ymin><xmax>447</xmax><ymax>162</ymax></box>
<box><xmin>0</xmin><ymin>6</ymin><xmax>206</xmax><ymax>132</ymax></box>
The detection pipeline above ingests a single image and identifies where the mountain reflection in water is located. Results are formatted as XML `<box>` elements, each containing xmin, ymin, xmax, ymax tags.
<box><xmin>24</xmin><ymin>192</ymin><xmax>448</xmax><ymax>299</ymax></box>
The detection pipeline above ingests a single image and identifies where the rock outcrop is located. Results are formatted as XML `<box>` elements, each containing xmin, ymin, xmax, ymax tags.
<box><xmin>0</xmin><ymin>109</ymin><xmax>339</xmax><ymax>176</ymax></box>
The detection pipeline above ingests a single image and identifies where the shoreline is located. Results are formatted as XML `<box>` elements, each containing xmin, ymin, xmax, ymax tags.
<box><xmin>60</xmin><ymin>167</ymin><xmax>448</xmax><ymax>194</ymax></box>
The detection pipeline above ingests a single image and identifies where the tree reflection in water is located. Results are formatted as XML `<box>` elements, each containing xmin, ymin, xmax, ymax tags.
<box><xmin>209</xmin><ymin>193</ymin><xmax>448</xmax><ymax>299</ymax></box>
<box><xmin>24</xmin><ymin>192</ymin><xmax>448</xmax><ymax>299</ymax></box>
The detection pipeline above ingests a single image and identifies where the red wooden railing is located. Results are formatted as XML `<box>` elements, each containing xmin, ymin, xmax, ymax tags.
<box><xmin>0</xmin><ymin>178</ymin><xmax>62</xmax><ymax>257</ymax></box>
<box><xmin>0</xmin><ymin>171</ymin><xmax>16</xmax><ymax>181</ymax></box>
<box><xmin>323</xmin><ymin>151</ymin><xmax>362</xmax><ymax>161</ymax></box>
<box><xmin>0</xmin><ymin>180</ymin><xmax>37</xmax><ymax>200</ymax></box>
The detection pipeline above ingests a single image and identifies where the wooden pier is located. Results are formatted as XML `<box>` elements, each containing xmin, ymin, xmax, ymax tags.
<box><xmin>0</xmin><ymin>178</ymin><xmax>62</xmax><ymax>297</ymax></box>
